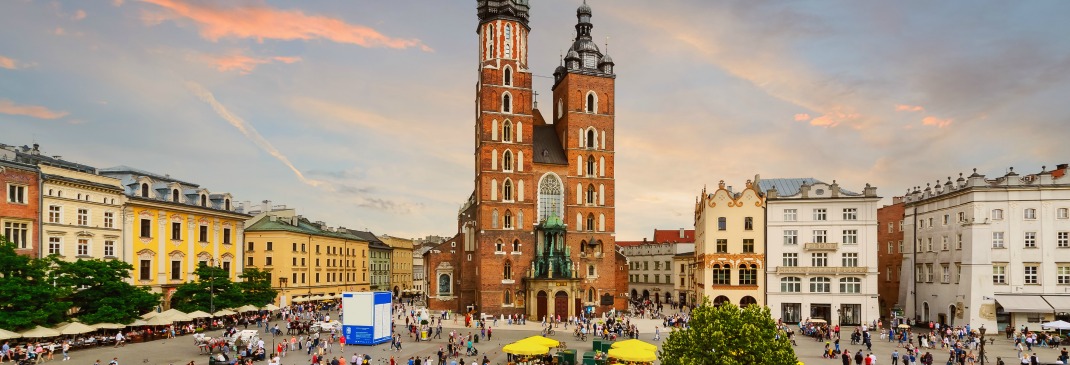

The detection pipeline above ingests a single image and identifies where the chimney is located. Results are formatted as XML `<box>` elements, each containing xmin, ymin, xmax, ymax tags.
<box><xmin>262</xmin><ymin>200</ymin><xmax>272</xmax><ymax>212</ymax></box>
<box><xmin>267</xmin><ymin>215</ymin><xmax>276</xmax><ymax>222</ymax></box>
<box><xmin>830</xmin><ymin>180</ymin><xmax>839</xmax><ymax>197</ymax></box>
<box><xmin>864</xmin><ymin>183</ymin><xmax>878</xmax><ymax>197</ymax></box>
<box><xmin>679</xmin><ymin>228</ymin><xmax>685</xmax><ymax>238</ymax></box>
<box><xmin>642</xmin><ymin>237</ymin><xmax>647</xmax><ymax>243</ymax></box>
<box><xmin>800</xmin><ymin>184</ymin><xmax>811</xmax><ymax>198</ymax></box>
<box><xmin>766</xmin><ymin>188</ymin><xmax>778</xmax><ymax>199</ymax></box>
<box><xmin>1054</xmin><ymin>164</ymin><xmax>1069</xmax><ymax>179</ymax></box>
<box><xmin>31</xmin><ymin>143</ymin><xmax>40</xmax><ymax>155</ymax></box>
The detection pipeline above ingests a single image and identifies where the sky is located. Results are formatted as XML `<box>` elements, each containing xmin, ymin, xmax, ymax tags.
<box><xmin>2</xmin><ymin>0</ymin><xmax>1070</xmax><ymax>241</ymax></box>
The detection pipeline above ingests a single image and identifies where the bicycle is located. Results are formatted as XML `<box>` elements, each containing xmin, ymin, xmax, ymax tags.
<box><xmin>573</xmin><ymin>332</ymin><xmax>587</xmax><ymax>342</ymax></box>
<box><xmin>543</xmin><ymin>327</ymin><xmax>556</xmax><ymax>336</ymax></box>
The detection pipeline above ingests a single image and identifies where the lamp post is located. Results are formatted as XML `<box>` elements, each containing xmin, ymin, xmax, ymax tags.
<box><xmin>978</xmin><ymin>325</ymin><xmax>986</xmax><ymax>365</ymax></box>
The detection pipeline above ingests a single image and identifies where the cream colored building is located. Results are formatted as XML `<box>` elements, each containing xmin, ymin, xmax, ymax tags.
<box><xmin>673</xmin><ymin>251</ymin><xmax>697</xmax><ymax>307</ymax></box>
<box><xmin>380</xmin><ymin>235</ymin><xmax>415</xmax><ymax>296</ymax></box>
<box><xmin>694</xmin><ymin>179</ymin><xmax>766</xmax><ymax>307</ymax></box>
<box><xmin>40</xmin><ymin>165</ymin><xmax>126</xmax><ymax>260</ymax></box>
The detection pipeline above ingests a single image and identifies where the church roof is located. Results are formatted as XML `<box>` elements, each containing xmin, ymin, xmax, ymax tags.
<box><xmin>532</xmin><ymin>125</ymin><xmax>568</xmax><ymax>165</ymax></box>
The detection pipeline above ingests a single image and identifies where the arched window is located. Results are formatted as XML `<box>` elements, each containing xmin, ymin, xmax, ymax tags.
<box><xmin>48</xmin><ymin>189</ymin><xmax>53</xmax><ymax>196</ymax></box>
<box><xmin>504</xmin><ymin>260</ymin><xmax>512</xmax><ymax>279</ymax></box>
<box><xmin>598</xmin><ymin>184</ymin><xmax>605</xmax><ymax>205</ymax></box>
<box><xmin>586</xmin><ymin>129</ymin><xmax>596</xmax><ymax>148</ymax></box>
<box><xmin>504</xmin><ymin>24</ymin><xmax>513</xmax><ymax>58</ymax></box>
<box><xmin>599</xmin><ymin>157</ymin><xmax>605</xmax><ymax>176</ymax></box>
<box><xmin>172</xmin><ymin>189</ymin><xmax>180</xmax><ymax>203</ymax></box>
<box><xmin>77</xmin><ymin>193</ymin><xmax>82</xmax><ymax>200</ymax></box>
<box><xmin>557</xmin><ymin>98</ymin><xmax>563</xmax><ymax>119</ymax></box>
<box><xmin>200</xmin><ymin>195</ymin><xmax>207</xmax><ymax>207</ymax></box>
<box><xmin>839</xmin><ymin>277</ymin><xmax>861</xmax><ymax>293</ymax></box>
<box><xmin>502</xmin><ymin>92</ymin><xmax>512</xmax><ymax>113</ymax></box>
<box><xmin>504</xmin><ymin>211</ymin><xmax>513</xmax><ymax>229</ymax></box>
<box><xmin>503</xmin><ymin>66</ymin><xmax>513</xmax><ymax>86</ymax></box>
<box><xmin>438</xmin><ymin>274</ymin><xmax>451</xmax><ymax>295</ymax></box>
<box><xmin>512</xmin><ymin>239</ymin><xmax>520</xmax><ymax>252</ymax></box>
<box><xmin>598</xmin><ymin>214</ymin><xmax>605</xmax><ymax>232</ymax></box>
<box><xmin>503</xmin><ymin>180</ymin><xmax>513</xmax><ymax>201</ymax></box>
<box><xmin>809</xmin><ymin>277</ymin><xmax>831</xmax><ymax>293</ymax></box>
<box><xmin>504</xmin><ymin>291</ymin><xmax>512</xmax><ymax>304</ymax></box>
<box><xmin>538</xmin><ymin>174</ymin><xmax>563</xmax><ymax>222</ymax></box>
<box><xmin>586</xmin><ymin>91</ymin><xmax>596</xmax><ymax>113</ymax></box>
<box><xmin>57</xmin><ymin>190</ymin><xmax>62</xmax><ymax>197</ymax></box>
<box><xmin>780</xmin><ymin>277</ymin><xmax>801</xmax><ymax>292</ymax></box>
<box><xmin>491</xmin><ymin>179</ymin><xmax>498</xmax><ymax>200</ymax></box>
<box><xmin>503</xmin><ymin>151</ymin><xmax>513</xmax><ymax>172</ymax></box>
<box><xmin>587</xmin><ymin>156</ymin><xmax>595</xmax><ymax>176</ymax></box>
<box><xmin>495</xmin><ymin>240</ymin><xmax>504</xmax><ymax>252</ymax></box>
<box><xmin>588</xmin><ymin>288</ymin><xmax>595</xmax><ymax>302</ymax></box>
<box><xmin>586</xmin><ymin>185</ymin><xmax>595</xmax><ymax>205</ymax></box>
<box><xmin>588</xmin><ymin>264</ymin><xmax>596</xmax><ymax>276</ymax></box>
<box><xmin>517</xmin><ymin>210</ymin><xmax>524</xmax><ymax>227</ymax></box>
<box><xmin>225</xmin><ymin>199</ymin><xmax>231</xmax><ymax>210</ymax></box>
<box><xmin>492</xmin><ymin>209</ymin><xmax>499</xmax><ymax>229</ymax></box>
<box><xmin>503</xmin><ymin>121</ymin><xmax>513</xmax><ymax>142</ymax></box>
<box><xmin>586</xmin><ymin>214</ymin><xmax>595</xmax><ymax>231</ymax></box>
<box><xmin>739</xmin><ymin>264</ymin><xmax>758</xmax><ymax>285</ymax></box>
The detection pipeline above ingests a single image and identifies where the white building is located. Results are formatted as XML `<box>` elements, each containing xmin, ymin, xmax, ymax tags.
<box><xmin>899</xmin><ymin>164</ymin><xmax>1070</xmax><ymax>332</ymax></box>
<box><xmin>761</xmin><ymin>178</ymin><xmax>880</xmax><ymax>325</ymax></box>
<box><xmin>617</xmin><ymin>229</ymin><xmax>695</xmax><ymax>305</ymax></box>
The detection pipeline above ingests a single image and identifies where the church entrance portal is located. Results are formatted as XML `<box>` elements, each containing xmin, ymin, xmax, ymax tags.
<box><xmin>537</xmin><ymin>291</ymin><xmax>548</xmax><ymax>321</ymax></box>
<box><xmin>555</xmin><ymin>291</ymin><xmax>569</xmax><ymax>317</ymax></box>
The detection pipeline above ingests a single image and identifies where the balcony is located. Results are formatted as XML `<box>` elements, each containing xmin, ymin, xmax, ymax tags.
<box><xmin>775</xmin><ymin>266</ymin><xmax>867</xmax><ymax>275</ymax></box>
<box><xmin>803</xmin><ymin>242</ymin><xmax>838</xmax><ymax>251</ymax></box>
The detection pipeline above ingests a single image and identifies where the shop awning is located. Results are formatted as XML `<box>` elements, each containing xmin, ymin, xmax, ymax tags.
<box><xmin>995</xmin><ymin>295</ymin><xmax>1053</xmax><ymax>313</ymax></box>
<box><xmin>1043</xmin><ymin>296</ymin><xmax>1070</xmax><ymax>312</ymax></box>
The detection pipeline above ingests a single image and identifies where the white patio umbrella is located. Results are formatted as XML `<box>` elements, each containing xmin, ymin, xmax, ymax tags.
<box><xmin>212</xmin><ymin>309</ymin><xmax>237</xmax><ymax>317</ymax></box>
<box><xmin>21</xmin><ymin>326</ymin><xmax>61</xmax><ymax>338</ymax></box>
<box><xmin>0</xmin><ymin>328</ymin><xmax>22</xmax><ymax>340</ymax></box>
<box><xmin>235</xmin><ymin>304</ymin><xmax>259</xmax><ymax>312</ymax></box>
<box><xmin>1042</xmin><ymin>320</ymin><xmax>1070</xmax><ymax>330</ymax></box>
<box><xmin>91</xmin><ymin>323</ymin><xmax>125</xmax><ymax>330</ymax></box>
<box><xmin>187</xmin><ymin>311</ymin><xmax>213</xmax><ymax>319</ymax></box>
<box><xmin>56</xmin><ymin>322</ymin><xmax>96</xmax><ymax>335</ymax></box>
<box><xmin>156</xmin><ymin>309</ymin><xmax>192</xmax><ymax>322</ymax></box>
<box><xmin>145</xmin><ymin>316</ymin><xmax>174</xmax><ymax>326</ymax></box>
<box><xmin>141</xmin><ymin>311</ymin><xmax>158</xmax><ymax>319</ymax></box>
<box><xmin>127</xmin><ymin>319</ymin><xmax>149</xmax><ymax>327</ymax></box>
<box><xmin>260</xmin><ymin>304</ymin><xmax>280</xmax><ymax>311</ymax></box>
<box><xmin>292</xmin><ymin>297</ymin><xmax>307</xmax><ymax>303</ymax></box>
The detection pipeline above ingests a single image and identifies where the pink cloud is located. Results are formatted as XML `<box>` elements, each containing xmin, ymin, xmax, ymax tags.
<box><xmin>114</xmin><ymin>0</ymin><xmax>124</xmax><ymax>6</ymax></box>
<box><xmin>922</xmin><ymin>116</ymin><xmax>953</xmax><ymax>128</ymax></box>
<box><xmin>0</xmin><ymin>55</ymin><xmax>17</xmax><ymax>70</ymax></box>
<box><xmin>0</xmin><ymin>99</ymin><xmax>70</xmax><ymax>120</ymax></box>
<box><xmin>895</xmin><ymin>104</ymin><xmax>924</xmax><ymax>112</ymax></box>
<box><xmin>272</xmin><ymin>56</ymin><xmax>302</xmax><ymax>64</ymax></box>
<box><xmin>793</xmin><ymin>113</ymin><xmax>811</xmax><ymax>121</ymax></box>
<box><xmin>207</xmin><ymin>52</ymin><xmax>303</xmax><ymax>74</ymax></box>
<box><xmin>806</xmin><ymin>108</ymin><xmax>862</xmax><ymax>128</ymax></box>
<box><xmin>140</xmin><ymin>0</ymin><xmax>433</xmax><ymax>52</ymax></box>
<box><xmin>73</xmin><ymin>10</ymin><xmax>87</xmax><ymax>20</ymax></box>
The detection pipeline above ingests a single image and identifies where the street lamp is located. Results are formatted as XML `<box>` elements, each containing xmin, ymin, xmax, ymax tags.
<box><xmin>978</xmin><ymin>325</ymin><xmax>986</xmax><ymax>365</ymax></box>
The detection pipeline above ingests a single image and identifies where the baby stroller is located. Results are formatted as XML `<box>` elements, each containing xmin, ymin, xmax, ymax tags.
<box><xmin>467</xmin><ymin>346</ymin><xmax>479</xmax><ymax>356</ymax></box>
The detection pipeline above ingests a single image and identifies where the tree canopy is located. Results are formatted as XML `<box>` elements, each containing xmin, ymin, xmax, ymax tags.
<box><xmin>238</xmin><ymin>268</ymin><xmax>277</xmax><ymax>307</ymax></box>
<box><xmin>50</xmin><ymin>258</ymin><xmax>160</xmax><ymax>324</ymax></box>
<box><xmin>170</xmin><ymin>264</ymin><xmax>244</xmax><ymax>313</ymax></box>
<box><xmin>659</xmin><ymin>300</ymin><xmax>797</xmax><ymax>365</ymax></box>
<box><xmin>0</xmin><ymin>238</ymin><xmax>71</xmax><ymax>331</ymax></box>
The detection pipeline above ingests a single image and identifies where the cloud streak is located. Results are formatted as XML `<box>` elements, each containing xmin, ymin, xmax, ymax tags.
<box><xmin>207</xmin><ymin>51</ymin><xmax>302</xmax><ymax>74</ymax></box>
<box><xmin>895</xmin><ymin>104</ymin><xmax>924</xmax><ymax>112</ymax></box>
<box><xmin>140</xmin><ymin>0</ymin><xmax>432</xmax><ymax>51</ymax></box>
<box><xmin>185</xmin><ymin>81</ymin><xmax>325</xmax><ymax>187</ymax></box>
<box><xmin>0</xmin><ymin>55</ymin><xmax>17</xmax><ymax>69</ymax></box>
<box><xmin>0</xmin><ymin>99</ymin><xmax>69</xmax><ymax>119</ymax></box>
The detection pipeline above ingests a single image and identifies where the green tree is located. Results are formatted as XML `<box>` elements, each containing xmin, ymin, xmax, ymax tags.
<box><xmin>659</xmin><ymin>300</ymin><xmax>797</xmax><ymax>365</ymax></box>
<box><xmin>50</xmin><ymin>258</ymin><xmax>160</xmax><ymax>324</ymax></box>
<box><xmin>238</xmin><ymin>268</ymin><xmax>277</xmax><ymax>306</ymax></box>
<box><xmin>169</xmin><ymin>264</ymin><xmax>242</xmax><ymax>313</ymax></box>
<box><xmin>0</xmin><ymin>238</ymin><xmax>71</xmax><ymax>330</ymax></box>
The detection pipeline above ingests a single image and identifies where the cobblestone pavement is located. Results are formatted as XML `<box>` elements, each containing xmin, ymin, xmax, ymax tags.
<box><xmin>33</xmin><ymin>308</ymin><xmax>1068</xmax><ymax>365</ymax></box>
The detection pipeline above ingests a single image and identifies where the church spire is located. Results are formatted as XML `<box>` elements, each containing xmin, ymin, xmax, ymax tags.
<box><xmin>476</xmin><ymin>0</ymin><xmax>530</xmax><ymax>29</ymax></box>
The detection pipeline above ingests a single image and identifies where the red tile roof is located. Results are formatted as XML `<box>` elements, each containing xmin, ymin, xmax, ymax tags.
<box><xmin>615</xmin><ymin>240</ymin><xmax>645</xmax><ymax>247</ymax></box>
<box><xmin>653</xmin><ymin>229</ymin><xmax>695</xmax><ymax>244</ymax></box>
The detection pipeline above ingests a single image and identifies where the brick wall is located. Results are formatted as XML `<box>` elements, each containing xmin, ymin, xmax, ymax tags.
<box><xmin>877</xmin><ymin>200</ymin><xmax>905</xmax><ymax>319</ymax></box>
<box><xmin>0</xmin><ymin>162</ymin><xmax>40</xmax><ymax>257</ymax></box>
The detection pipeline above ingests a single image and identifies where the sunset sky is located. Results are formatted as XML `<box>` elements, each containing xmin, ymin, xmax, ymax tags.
<box><xmin>2</xmin><ymin>1</ymin><xmax>1069</xmax><ymax>240</ymax></box>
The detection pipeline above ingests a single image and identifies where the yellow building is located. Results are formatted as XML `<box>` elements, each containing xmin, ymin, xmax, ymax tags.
<box><xmin>672</xmin><ymin>251</ymin><xmax>697</xmax><ymax>308</ymax></box>
<box><xmin>379</xmin><ymin>235</ymin><xmax>414</xmax><ymax>296</ymax></box>
<box><xmin>694</xmin><ymin>178</ymin><xmax>766</xmax><ymax>307</ymax></box>
<box><xmin>100</xmin><ymin>167</ymin><xmax>248</xmax><ymax>306</ymax></box>
<box><xmin>244</xmin><ymin>213</ymin><xmax>370</xmax><ymax>306</ymax></box>
<box><xmin>40</xmin><ymin>164</ymin><xmax>126</xmax><ymax>260</ymax></box>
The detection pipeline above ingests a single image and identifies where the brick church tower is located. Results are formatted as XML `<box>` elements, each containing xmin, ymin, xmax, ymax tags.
<box><xmin>425</xmin><ymin>0</ymin><xmax>626</xmax><ymax>320</ymax></box>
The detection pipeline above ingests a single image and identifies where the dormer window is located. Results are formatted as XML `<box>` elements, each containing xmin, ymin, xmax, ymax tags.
<box><xmin>172</xmin><ymin>189</ymin><xmax>180</xmax><ymax>203</ymax></box>
<box><xmin>200</xmin><ymin>195</ymin><xmax>207</xmax><ymax>207</ymax></box>
<box><xmin>141</xmin><ymin>183</ymin><xmax>149</xmax><ymax>198</ymax></box>
<box><xmin>225</xmin><ymin>199</ymin><xmax>231</xmax><ymax>211</ymax></box>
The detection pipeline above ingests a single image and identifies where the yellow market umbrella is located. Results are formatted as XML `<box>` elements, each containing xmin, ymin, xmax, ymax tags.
<box><xmin>21</xmin><ymin>326</ymin><xmax>61</xmax><ymax>338</ymax></box>
<box><xmin>517</xmin><ymin>335</ymin><xmax>560</xmax><ymax>348</ymax></box>
<box><xmin>503</xmin><ymin>342</ymin><xmax>550</xmax><ymax>356</ymax></box>
<box><xmin>610</xmin><ymin>339</ymin><xmax>657</xmax><ymax>352</ymax></box>
<box><xmin>607</xmin><ymin>347</ymin><xmax>657</xmax><ymax>362</ymax></box>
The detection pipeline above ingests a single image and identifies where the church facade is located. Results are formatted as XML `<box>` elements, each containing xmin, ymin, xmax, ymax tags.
<box><xmin>424</xmin><ymin>0</ymin><xmax>628</xmax><ymax>319</ymax></box>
